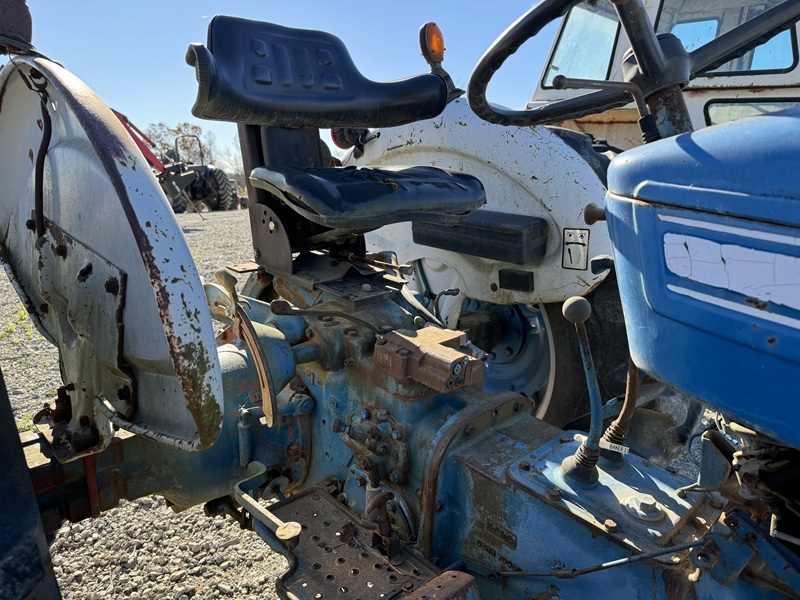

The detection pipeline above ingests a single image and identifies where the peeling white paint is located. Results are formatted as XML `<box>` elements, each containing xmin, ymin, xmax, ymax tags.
<box><xmin>664</xmin><ymin>234</ymin><xmax>800</xmax><ymax>311</ymax></box>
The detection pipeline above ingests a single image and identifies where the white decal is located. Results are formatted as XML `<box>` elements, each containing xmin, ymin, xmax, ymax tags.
<box><xmin>667</xmin><ymin>285</ymin><xmax>800</xmax><ymax>331</ymax></box>
<box><xmin>663</xmin><ymin>234</ymin><xmax>800</xmax><ymax>311</ymax></box>
<box><xmin>599</xmin><ymin>440</ymin><xmax>630</xmax><ymax>454</ymax></box>
<box><xmin>563</xmin><ymin>228</ymin><xmax>589</xmax><ymax>270</ymax></box>
<box><xmin>659</xmin><ymin>215</ymin><xmax>800</xmax><ymax>247</ymax></box>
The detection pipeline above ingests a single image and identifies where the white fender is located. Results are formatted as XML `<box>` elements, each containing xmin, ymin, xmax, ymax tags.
<box><xmin>353</xmin><ymin>98</ymin><xmax>612</xmax><ymax>324</ymax></box>
<box><xmin>0</xmin><ymin>57</ymin><xmax>222</xmax><ymax>456</ymax></box>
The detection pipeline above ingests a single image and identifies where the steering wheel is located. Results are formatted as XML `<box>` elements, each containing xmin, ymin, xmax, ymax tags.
<box><xmin>468</xmin><ymin>0</ymin><xmax>800</xmax><ymax>127</ymax></box>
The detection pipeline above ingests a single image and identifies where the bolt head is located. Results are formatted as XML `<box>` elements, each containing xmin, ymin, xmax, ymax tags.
<box><xmin>637</xmin><ymin>494</ymin><xmax>658</xmax><ymax>513</ymax></box>
<box><xmin>603</xmin><ymin>519</ymin><xmax>618</xmax><ymax>533</ymax></box>
<box><xmin>361</xmin><ymin>283</ymin><xmax>373</xmax><ymax>293</ymax></box>
<box><xmin>547</xmin><ymin>488</ymin><xmax>562</xmax><ymax>502</ymax></box>
<box><xmin>623</xmin><ymin>493</ymin><xmax>665</xmax><ymax>522</ymax></box>
<box><xmin>519</xmin><ymin>461</ymin><xmax>531</xmax><ymax>471</ymax></box>
<box><xmin>452</xmin><ymin>363</ymin><xmax>463</xmax><ymax>375</ymax></box>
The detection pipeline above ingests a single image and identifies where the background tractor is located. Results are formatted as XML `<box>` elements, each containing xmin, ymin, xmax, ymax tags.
<box><xmin>114</xmin><ymin>111</ymin><xmax>237</xmax><ymax>212</ymax></box>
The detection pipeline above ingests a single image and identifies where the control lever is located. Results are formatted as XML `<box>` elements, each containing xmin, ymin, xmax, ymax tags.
<box><xmin>215</xmin><ymin>269</ymin><xmax>278</xmax><ymax>427</ymax></box>
<box><xmin>235</xmin><ymin>462</ymin><xmax>302</xmax><ymax>550</ymax></box>
<box><xmin>560</xmin><ymin>297</ymin><xmax>603</xmax><ymax>485</ymax></box>
<box><xmin>553</xmin><ymin>75</ymin><xmax>661</xmax><ymax>143</ymax></box>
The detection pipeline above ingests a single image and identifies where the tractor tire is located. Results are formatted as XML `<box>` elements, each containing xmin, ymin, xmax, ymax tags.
<box><xmin>171</xmin><ymin>192</ymin><xmax>187</xmax><ymax>214</ymax></box>
<box><xmin>205</xmin><ymin>168</ymin><xmax>235</xmax><ymax>211</ymax></box>
<box><xmin>538</xmin><ymin>272</ymin><xmax>630</xmax><ymax>427</ymax></box>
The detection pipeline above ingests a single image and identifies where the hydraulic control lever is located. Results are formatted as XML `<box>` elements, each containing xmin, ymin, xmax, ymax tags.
<box><xmin>235</xmin><ymin>462</ymin><xmax>302</xmax><ymax>550</ymax></box>
<box><xmin>560</xmin><ymin>297</ymin><xmax>603</xmax><ymax>485</ymax></box>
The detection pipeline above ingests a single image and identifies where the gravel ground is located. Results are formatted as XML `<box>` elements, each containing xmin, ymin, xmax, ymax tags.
<box><xmin>4</xmin><ymin>210</ymin><xmax>286</xmax><ymax>600</ymax></box>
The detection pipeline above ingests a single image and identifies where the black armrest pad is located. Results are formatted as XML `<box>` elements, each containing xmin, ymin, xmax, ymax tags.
<box><xmin>187</xmin><ymin>16</ymin><xmax>448</xmax><ymax>128</ymax></box>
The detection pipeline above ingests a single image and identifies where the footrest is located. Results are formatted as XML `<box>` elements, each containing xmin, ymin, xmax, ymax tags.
<box><xmin>250</xmin><ymin>165</ymin><xmax>485</xmax><ymax>231</ymax></box>
<box><xmin>271</xmin><ymin>488</ymin><xmax>439</xmax><ymax>599</ymax></box>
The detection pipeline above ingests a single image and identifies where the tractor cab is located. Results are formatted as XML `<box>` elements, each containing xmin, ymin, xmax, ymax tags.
<box><xmin>531</xmin><ymin>0</ymin><xmax>800</xmax><ymax>148</ymax></box>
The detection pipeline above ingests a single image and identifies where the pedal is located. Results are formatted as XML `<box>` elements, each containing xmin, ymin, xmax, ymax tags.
<box><xmin>270</xmin><ymin>488</ymin><xmax>439</xmax><ymax>598</ymax></box>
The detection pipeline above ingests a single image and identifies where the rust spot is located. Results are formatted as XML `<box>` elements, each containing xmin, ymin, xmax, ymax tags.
<box><xmin>745</xmin><ymin>297</ymin><xmax>768</xmax><ymax>310</ymax></box>
<box><xmin>77</xmin><ymin>262</ymin><xmax>93</xmax><ymax>282</ymax></box>
<box><xmin>104</xmin><ymin>277</ymin><xmax>119</xmax><ymax>295</ymax></box>
<box><xmin>662</xmin><ymin>567</ymin><xmax>698</xmax><ymax>600</ymax></box>
<box><xmin>287</xmin><ymin>442</ymin><xmax>304</xmax><ymax>461</ymax></box>
<box><xmin>767</xmin><ymin>337</ymin><xmax>776</xmax><ymax>345</ymax></box>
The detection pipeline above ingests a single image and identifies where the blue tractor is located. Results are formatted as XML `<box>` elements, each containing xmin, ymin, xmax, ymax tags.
<box><xmin>1</xmin><ymin>0</ymin><xmax>800</xmax><ymax>598</ymax></box>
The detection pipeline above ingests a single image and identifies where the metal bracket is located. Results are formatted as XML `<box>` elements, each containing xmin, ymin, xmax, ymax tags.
<box><xmin>34</xmin><ymin>224</ymin><xmax>131</xmax><ymax>459</ymax></box>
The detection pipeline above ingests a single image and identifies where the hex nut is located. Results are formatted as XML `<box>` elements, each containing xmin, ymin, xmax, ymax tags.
<box><xmin>604</xmin><ymin>519</ymin><xmax>618</xmax><ymax>533</ymax></box>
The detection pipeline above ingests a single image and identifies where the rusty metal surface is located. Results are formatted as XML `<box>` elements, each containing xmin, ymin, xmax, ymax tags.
<box><xmin>374</xmin><ymin>328</ymin><xmax>483</xmax><ymax>393</ymax></box>
<box><xmin>33</xmin><ymin>224</ymin><xmax>129</xmax><ymax>457</ymax></box>
<box><xmin>271</xmin><ymin>487</ymin><xmax>439</xmax><ymax>599</ymax></box>
<box><xmin>404</xmin><ymin>571</ymin><xmax>479</xmax><ymax>599</ymax></box>
<box><xmin>647</xmin><ymin>84</ymin><xmax>694</xmax><ymax>138</ymax></box>
<box><xmin>419</xmin><ymin>388</ymin><xmax>526</xmax><ymax>555</ymax></box>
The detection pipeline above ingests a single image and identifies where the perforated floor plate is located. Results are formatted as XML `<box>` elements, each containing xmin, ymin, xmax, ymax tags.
<box><xmin>271</xmin><ymin>488</ymin><xmax>438</xmax><ymax>599</ymax></box>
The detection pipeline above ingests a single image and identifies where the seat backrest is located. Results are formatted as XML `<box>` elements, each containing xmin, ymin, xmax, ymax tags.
<box><xmin>187</xmin><ymin>16</ymin><xmax>448</xmax><ymax>128</ymax></box>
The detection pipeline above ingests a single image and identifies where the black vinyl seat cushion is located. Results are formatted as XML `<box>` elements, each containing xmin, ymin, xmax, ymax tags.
<box><xmin>250</xmin><ymin>165</ymin><xmax>486</xmax><ymax>230</ymax></box>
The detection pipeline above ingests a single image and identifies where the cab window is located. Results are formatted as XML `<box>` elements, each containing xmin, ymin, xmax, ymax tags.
<box><xmin>543</xmin><ymin>1</ymin><xmax>619</xmax><ymax>87</ymax></box>
<box><xmin>705</xmin><ymin>99</ymin><xmax>800</xmax><ymax>125</ymax></box>
<box><xmin>657</xmin><ymin>0</ymin><xmax>797</xmax><ymax>74</ymax></box>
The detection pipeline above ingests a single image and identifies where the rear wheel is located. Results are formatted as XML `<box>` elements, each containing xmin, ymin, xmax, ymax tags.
<box><xmin>205</xmin><ymin>168</ymin><xmax>235</xmax><ymax>211</ymax></box>
<box><xmin>539</xmin><ymin>273</ymin><xmax>629</xmax><ymax>426</ymax></box>
<box><xmin>171</xmin><ymin>192</ymin><xmax>187</xmax><ymax>214</ymax></box>
<box><xmin>463</xmin><ymin>274</ymin><xmax>628</xmax><ymax>428</ymax></box>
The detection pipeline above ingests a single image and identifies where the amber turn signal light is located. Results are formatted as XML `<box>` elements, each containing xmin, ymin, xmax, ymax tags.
<box><xmin>420</xmin><ymin>22</ymin><xmax>445</xmax><ymax>65</ymax></box>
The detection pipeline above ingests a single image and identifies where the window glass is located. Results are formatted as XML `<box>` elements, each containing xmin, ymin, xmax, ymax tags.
<box><xmin>706</xmin><ymin>100</ymin><xmax>800</xmax><ymax>125</ymax></box>
<box><xmin>670</xmin><ymin>19</ymin><xmax>719</xmax><ymax>52</ymax></box>
<box><xmin>543</xmin><ymin>2</ymin><xmax>618</xmax><ymax>87</ymax></box>
<box><xmin>658</xmin><ymin>0</ymin><xmax>797</xmax><ymax>74</ymax></box>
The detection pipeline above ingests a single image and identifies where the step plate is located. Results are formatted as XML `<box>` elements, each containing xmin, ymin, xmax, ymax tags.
<box><xmin>271</xmin><ymin>488</ymin><xmax>438</xmax><ymax>599</ymax></box>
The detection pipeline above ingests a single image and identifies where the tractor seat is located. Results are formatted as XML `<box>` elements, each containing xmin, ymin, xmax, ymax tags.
<box><xmin>250</xmin><ymin>165</ymin><xmax>486</xmax><ymax>230</ymax></box>
<box><xmin>186</xmin><ymin>16</ymin><xmax>449</xmax><ymax>129</ymax></box>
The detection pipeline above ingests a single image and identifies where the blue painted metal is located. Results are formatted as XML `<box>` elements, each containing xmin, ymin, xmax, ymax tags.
<box><xmin>605</xmin><ymin>109</ymin><xmax>800</xmax><ymax>447</ymax></box>
<box><xmin>26</xmin><ymin>264</ymin><xmax>800</xmax><ymax>599</ymax></box>
<box><xmin>691</xmin><ymin>512</ymin><xmax>800</xmax><ymax>594</ymax></box>
<box><xmin>473</xmin><ymin>301</ymin><xmax>551</xmax><ymax>399</ymax></box>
